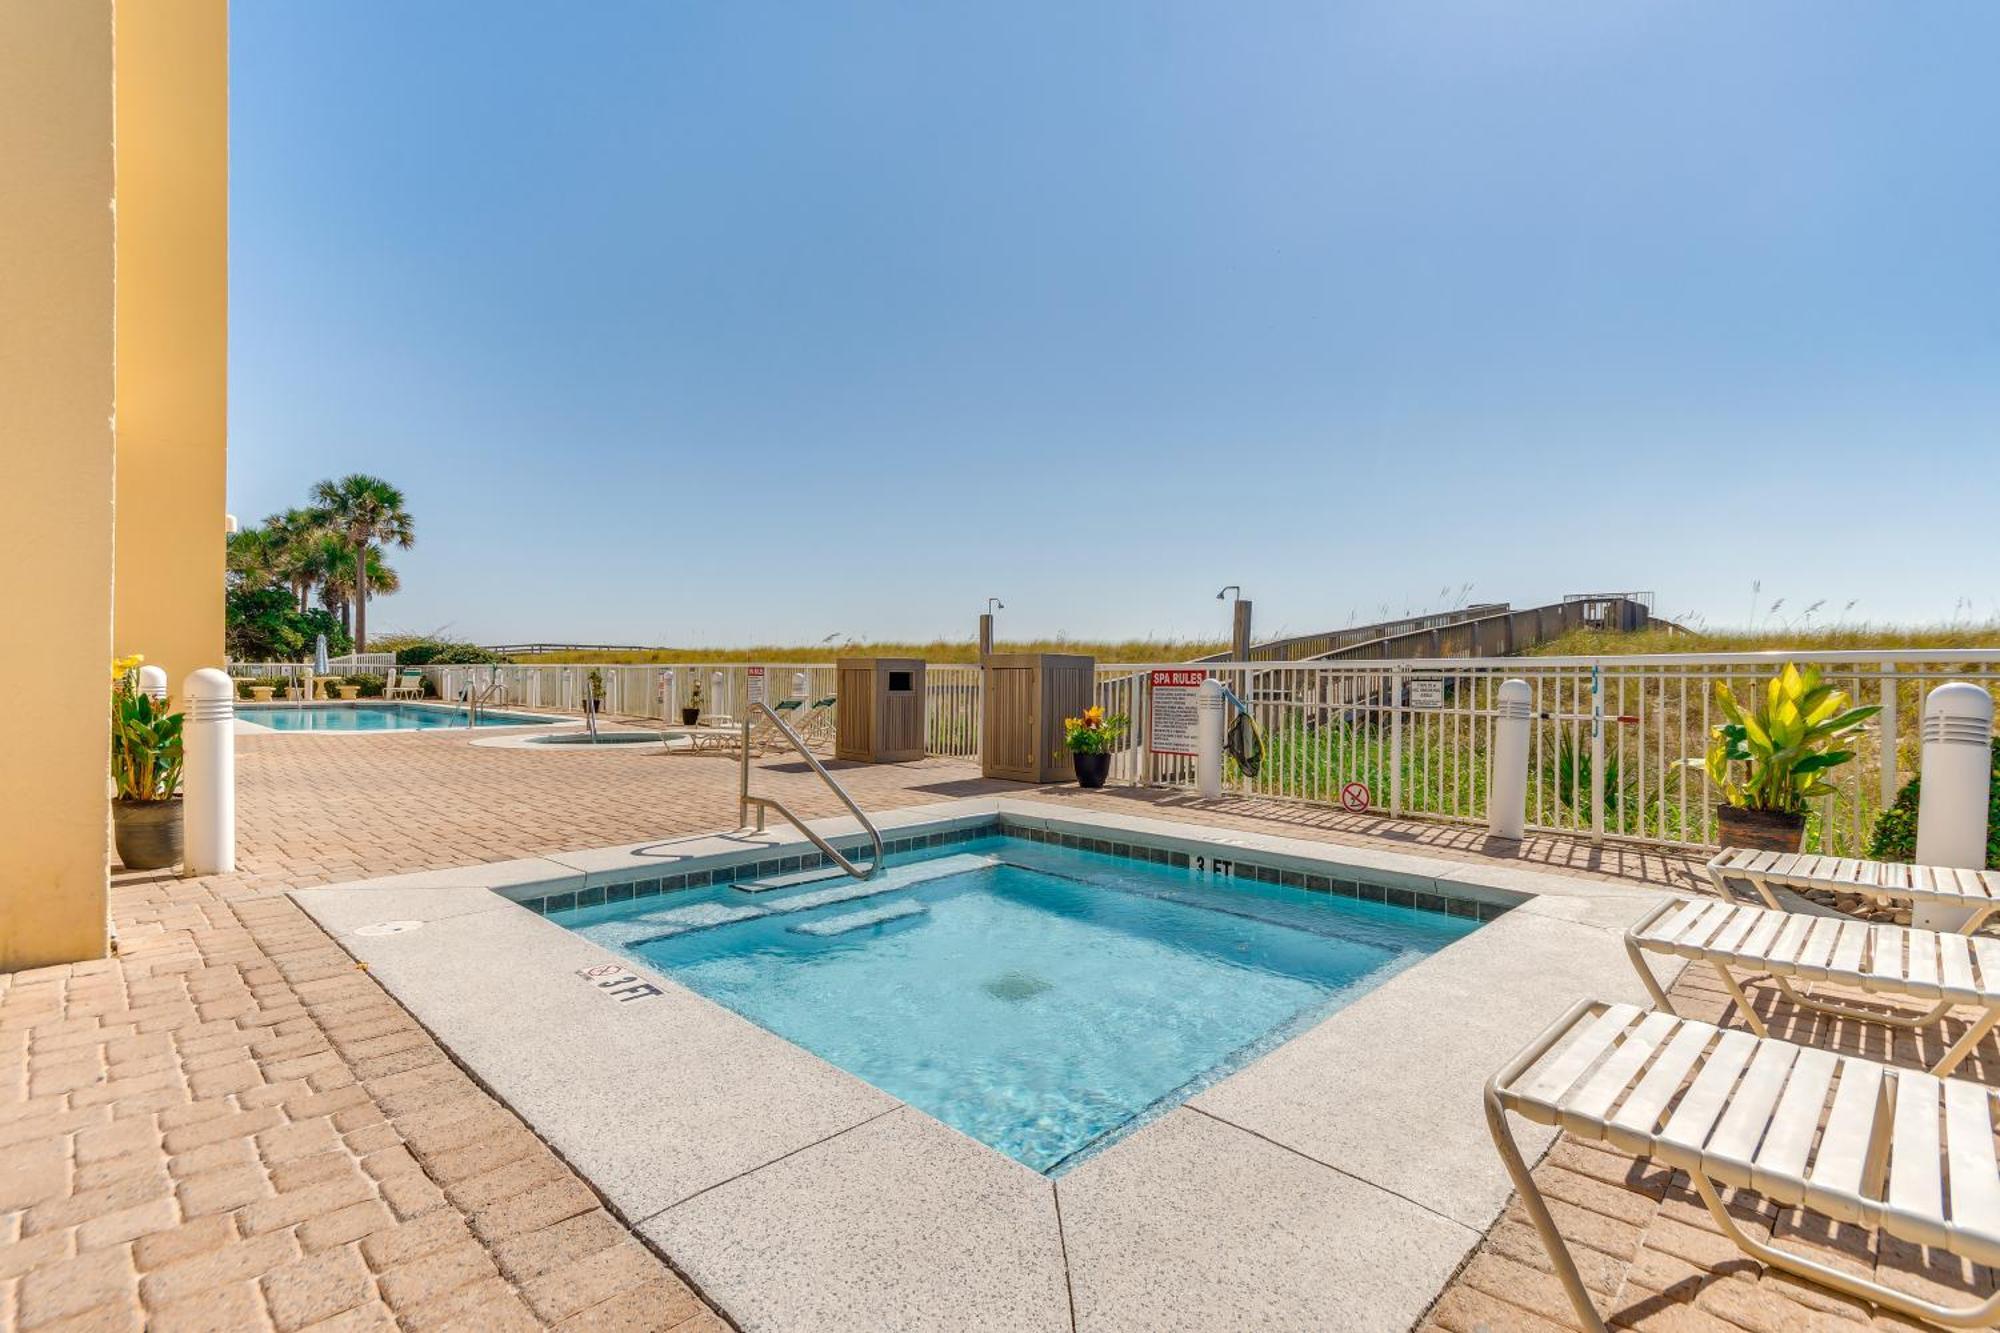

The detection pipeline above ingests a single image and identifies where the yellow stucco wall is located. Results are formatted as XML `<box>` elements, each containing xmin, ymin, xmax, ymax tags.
<box><xmin>0</xmin><ymin>0</ymin><xmax>117</xmax><ymax>969</ymax></box>
<box><xmin>0</xmin><ymin>1</ymin><xmax>228</xmax><ymax>970</ymax></box>
<box><xmin>114</xmin><ymin>0</ymin><xmax>230</xmax><ymax>692</ymax></box>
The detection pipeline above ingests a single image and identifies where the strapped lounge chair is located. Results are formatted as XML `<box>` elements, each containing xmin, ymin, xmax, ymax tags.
<box><xmin>1707</xmin><ymin>848</ymin><xmax>2000</xmax><ymax>932</ymax></box>
<box><xmin>1627</xmin><ymin>896</ymin><xmax>2000</xmax><ymax>1076</ymax></box>
<box><xmin>792</xmin><ymin>696</ymin><xmax>837</xmax><ymax>750</ymax></box>
<box><xmin>386</xmin><ymin>669</ymin><xmax>424</xmax><ymax>701</ymax></box>
<box><xmin>1489</xmin><ymin>999</ymin><xmax>2000</xmax><ymax>1331</ymax></box>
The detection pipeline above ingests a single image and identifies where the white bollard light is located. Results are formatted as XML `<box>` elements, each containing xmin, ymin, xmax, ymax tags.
<box><xmin>1913</xmin><ymin>682</ymin><xmax>1994</xmax><ymax>931</ymax></box>
<box><xmin>137</xmin><ymin>664</ymin><xmax>169</xmax><ymax>703</ymax></box>
<box><xmin>183</xmin><ymin>668</ymin><xmax>236</xmax><ymax>876</ymax></box>
<box><xmin>1197</xmin><ymin>678</ymin><xmax>1226</xmax><ymax>799</ymax></box>
<box><xmin>1488</xmin><ymin>678</ymin><xmax>1532</xmax><ymax>841</ymax></box>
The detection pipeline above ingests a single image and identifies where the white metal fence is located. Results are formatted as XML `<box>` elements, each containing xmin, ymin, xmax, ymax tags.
<box><xmin>229</xmin><ymin>650</ymin><xmax>2000</xmax><ymax>854</ymax></box>
<box><xmin>1096</xmin><ymin>653</ymin><xmax>2000</xmax><ymax>855</ymax></box>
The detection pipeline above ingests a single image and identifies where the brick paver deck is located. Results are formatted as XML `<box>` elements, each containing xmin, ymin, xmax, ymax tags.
<box><xmin>3</xmin><ymin>721</ymin><xmax>1977</xmax><ymax>1331</ymax></box>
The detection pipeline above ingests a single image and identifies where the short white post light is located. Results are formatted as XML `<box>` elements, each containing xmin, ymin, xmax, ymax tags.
<box><xmin>1488</xmin><ymin>678</ymin><xmax>1532</xmax><ymax>841</ymax></box>
<box><xmin>1913</xmin><ymin>681</ymin><xmax>1994</xmax><ymax>931</ymax></box>
<box><xmin>137</xmin><ymin>664</ymin><xmax>169</xmax><ymax>703</ymax></box>
<box><xmin>1197</xmin><ymin>677</ymin><xmax>1226</xmax><ymax>799</ymax></box>
<box><xmin>183</xmin><ymin>668</ymin><xmax>236</xmax><ymax>876</ymax></box>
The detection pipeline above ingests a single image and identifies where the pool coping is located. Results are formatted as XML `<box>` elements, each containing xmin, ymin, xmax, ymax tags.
<box><xmin>233</xmin><ymin>699</ymin><xmax>571</xmax><ymax>735</ymax></box>
<box><xmin>290</xmin><ymin>796</ymin><xmax>1689</xmax><ymax>1333</ymax></box>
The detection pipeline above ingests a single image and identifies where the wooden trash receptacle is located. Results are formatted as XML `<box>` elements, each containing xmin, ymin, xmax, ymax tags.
<box><xmin>834</xmin><ymin>658</ymin><xmax>926</xmax><ymax>762</ymax></box>
<box><xmin>981</xmin><ymin>653</ymin><xmax>1095</xmax><ymax>783</ymax></box>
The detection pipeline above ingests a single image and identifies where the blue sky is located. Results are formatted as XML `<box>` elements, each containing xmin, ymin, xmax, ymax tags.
<box><xmin>230</xmin><ymin>2</ymin><xmax>2000</xmax><ymax>646</ymax></box>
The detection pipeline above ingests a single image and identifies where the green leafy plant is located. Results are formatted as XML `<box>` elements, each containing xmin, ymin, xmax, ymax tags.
<box><xmin>1867</xmin><ymin>738</ymin><xmax>2000</xmax><ymax>868</ymax></box>
<box><xmin>1549</xmin><ymin>731</ymin><xmax>1633</xmax><ymax>814</ymax></box>
<box><xmin>111</xmin><ymin>657</ymin><xmax>184</xmax><ymax>803</ymax></box>
<box><xmin>1062</xmin><ymin>706</ymin><xmax>1130</xmax><ymax>754</ymax></box>
<box><xmin>1700</xmin><ymin>663</ymin><xmax>1879</xmax><ymax>815</ymax></box>
<box><xmin>390</xmin><ymin>637</ymin><xmax>506</xmax><ymax>666</ymax></box>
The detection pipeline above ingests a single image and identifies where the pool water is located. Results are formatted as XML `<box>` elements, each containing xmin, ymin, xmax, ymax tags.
<box><xmin>242</xmin><ymin>703</ymin><xmax>554</xmax><ymax>732</ymax></box>
<box><xmin>551</xmin><ymin>835</ymin><xmax>1481</xmax><ymax>1172</ymax></box>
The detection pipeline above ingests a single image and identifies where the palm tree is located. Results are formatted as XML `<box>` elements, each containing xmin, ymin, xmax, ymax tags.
<box><xmin>262</xmin><ymin>506</ymin><xmax>332</xmax><ymax>611</ymax></box>
<box><xmin>317</xmin><ymin>544</ymin><xmax>401</xmax><ymax>640</ymax></box>
<box><xmin>310</xmin><ymin>475</ymin><xmax>414</xmax><ymax>654</ymax></box>
<box><xmin>225</xmin><ymin>524</ymin><xmax>277</xmax><ymax>590</ymax></box>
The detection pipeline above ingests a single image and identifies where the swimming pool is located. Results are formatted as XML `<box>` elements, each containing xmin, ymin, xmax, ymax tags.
<box><xmin>240</xmin><ymin>703</ymin><xmax>557</xmax><ymax>732</ymax></box>
<box><xmin>549</xmin><ymin>833</ymin><xmax>1481</xmax><ymax>1172</ymax></box>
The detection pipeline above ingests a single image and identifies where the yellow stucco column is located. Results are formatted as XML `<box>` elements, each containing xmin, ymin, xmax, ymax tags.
<box><xmin>114</xmin><ymin>0</ymin><xmax>230</xmax><ymax>694</ymax></box>
<box><xmin>0</xmin><ymin>0</ymin><xmax>228</xmax><ymax>971</ymax></box>
<box><xmin>0</xmin><ymin>0</ymin><xmax>117</xmax><ymax>969</ymax></box>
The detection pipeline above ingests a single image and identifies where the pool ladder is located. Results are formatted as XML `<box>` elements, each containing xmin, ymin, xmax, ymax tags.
<box><xmin>737</xmin><ymin>702</ymin><xmax>882</xmax><ymax>881</ymax></box>
<box><xmin>463</xmin><ymin>675</ymin><xmax>509</xmax><ymax>729</ymax></box>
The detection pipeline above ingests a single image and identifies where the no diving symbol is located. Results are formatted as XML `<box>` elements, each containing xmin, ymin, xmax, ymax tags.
<box><xmin>1340</xmin><ymin>782</ymin><xmax>1371</xmax><ymax>813</ymax></box>
<box><xmin>575</xmin><ymin>964</ymin><xmax>662</xmax><ymax>1002</ymax></box>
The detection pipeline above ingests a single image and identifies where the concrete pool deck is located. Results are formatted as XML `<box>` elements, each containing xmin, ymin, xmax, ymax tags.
<box><xmin>291</xmin><ymin>798</ymin><xmax>1690</xmax><ymax>1332</ymax></box>
<box><xmin>23</xmin><ymin>725</ymin><xmax>1979</xmax><ymax>1332</ymax></box>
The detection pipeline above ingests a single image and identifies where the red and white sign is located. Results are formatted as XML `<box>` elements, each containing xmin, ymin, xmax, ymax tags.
<box><xmin>1149</xmin><ymin>669</ymin><xmax>1206</xmax><ymax>757</ymax></box>
<box><xmin>746</xmin><ymin>666</ymin><xmax>766</xmax><ymax>705</ymax></box>
<box><xmin>1339</xmin><ymin>781</ymin><xmax>1371</xmax><ymax>813</ymax></box>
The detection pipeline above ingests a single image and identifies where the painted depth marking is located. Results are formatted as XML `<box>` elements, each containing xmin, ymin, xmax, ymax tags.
<box><xmin>576</xmin><ymin>963</ymin><xmax>663</xmax><ymax>1003</ymax></box>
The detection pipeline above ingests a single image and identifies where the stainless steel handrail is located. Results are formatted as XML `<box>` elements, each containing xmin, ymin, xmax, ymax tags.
<box><xmin>464</xmin><ymin>674</ymin><xmax>508</xmax><ymax>728</ymax></box>
<box><xmin>738</xmin><ymin>702</ymin><xmax>881</xmax><ymax>881</ymax></box>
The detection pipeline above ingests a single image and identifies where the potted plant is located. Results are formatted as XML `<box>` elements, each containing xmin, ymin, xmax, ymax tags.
<box><xmin>586</xmin><ymin>668</ymin><xmax>605</xmax><ymax>717</ymax></box>
<box><xmin>111</xmin><ymin>656</ymin><xmax>185</xmax><ymax>870</ymax></box>
<box><xmin>333</xmin><ymin>675</ymin><xmax>362</xmax><ymax>701</ymax></box>
<box><xmin>682</xmin><ymin>678</ymin><xmax>703</xmax><ymax>727</ymax></box>
<box><xmin>1700</xmin><ymin>663</ymin><xmax>1878</xmax><ymax>853</ymax></box>
<box><xmin>1062</xmin><ymin>705</ymin><xmax>1129</xmax><ymax>789</ymax></box>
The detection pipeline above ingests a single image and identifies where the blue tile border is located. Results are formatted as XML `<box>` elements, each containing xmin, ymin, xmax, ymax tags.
<box><xmin>513</xmin><ymin>813</ymin><xmax>1515</xmax><ymax>926</ymax></box>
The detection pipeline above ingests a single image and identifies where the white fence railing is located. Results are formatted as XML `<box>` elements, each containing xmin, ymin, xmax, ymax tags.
<box><xmin>1096</xmin><ymin>653</ymin><xmax>2000</xmax><ymax>855</ymax></box>
<box><xmin>231</xmin><ymin>650</ymin><xmax>2000</xmax><ymax>855</ymax></box>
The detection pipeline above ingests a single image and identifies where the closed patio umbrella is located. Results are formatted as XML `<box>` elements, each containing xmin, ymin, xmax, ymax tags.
<box><xmin>312</xmin><ymin>633</ymin><xmax>331</xmax><ymax>676</ymax></box>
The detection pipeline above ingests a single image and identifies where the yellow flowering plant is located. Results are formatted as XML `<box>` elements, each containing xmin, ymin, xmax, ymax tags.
<box><xmin>1062</xmin><ymin>705</ymin><xmax>1129</xmax><ymax>755</ymax></box>
<box><xmin>111</xmin><ymin>655</ymin><xmax>184</xmax><ymax>803</ymax></box>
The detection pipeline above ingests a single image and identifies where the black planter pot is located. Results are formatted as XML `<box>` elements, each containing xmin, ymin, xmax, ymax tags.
<box><xmin>113</xmin><ymin>797</ymin><xmax>184</xmax><ymax>871</ymax></box>
<box><xmin>1714</xmin><ymin>804</ymin><xmax>1806</xmax><ymax>854</ymax></box>
<box><xmin>1072</xmin><ymin>751</ymin><xmax>1112</xmax><ymax>789</ymax></box>
<box><xmin>680</xmin><ymin>708</ymin><xmax>702</xmax><ymax>726</ymax></box>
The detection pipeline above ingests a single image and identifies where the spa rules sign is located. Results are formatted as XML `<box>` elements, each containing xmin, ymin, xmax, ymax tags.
<box><xmin>1149</xmin><ymin>670</ymin><xmax>1205</xmax><ymax>757</ymax></box>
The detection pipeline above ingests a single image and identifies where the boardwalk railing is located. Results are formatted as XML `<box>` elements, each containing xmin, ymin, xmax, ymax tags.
<box><xmin>230</xmin><ymin>650</ymin><xmax>1999</xmax><ymax>854</ymax></box>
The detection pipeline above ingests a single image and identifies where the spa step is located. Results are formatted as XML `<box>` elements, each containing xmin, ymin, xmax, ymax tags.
<box><xmin>572</xmin><ymin>901</ymin><xmax>767</xmax><ymax>949</ymax></box>
<box><xmin>756</xmin><ymin>853</ymin><xmax>1000</xmax><ymax>913</ymax></box>
<box><xmin>786</xmin><ymin>901</ymin><xmax>928</xmax><ymax>937</ymax></box>
<box><xmin>735</xmin><ymin>865</ymin><xmax>852</xmax><ymax>893</ymax></box>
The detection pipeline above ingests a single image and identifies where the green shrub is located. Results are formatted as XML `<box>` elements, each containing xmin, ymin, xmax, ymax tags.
<box><xmin>340</xmin><ymin>674</ymin><xmax>387</xmax><ymax>698</ymax></box>
<box><xmin>1866</xmin><ymin>738</ymin><xmax>2000</xmax><ymax>868</ymax></box>
<box><xmin>393</xmin><ymin>639</ymin><xmax>507</xmax><ymax>667</ymax></box>
<box><xmin>226</xmin><ymin>585</ymin><xmax>352</xmax><ymax>661</ymax></box>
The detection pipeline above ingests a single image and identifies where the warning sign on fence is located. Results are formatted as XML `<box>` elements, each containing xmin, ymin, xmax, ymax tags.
<box><xmin>1149</xmin><ymin>669</ymin><xmax>1205</xmax><ymax>757</ymax></box>
<box><xmin>1407</xmin><ymin>675</ymin><xmax>1445</xmax><ymax>709</ymax></box>
<box><xmin>746</xmin><ymin>666</ymin><xmax>766</xmax><ymax>705</ymax></box>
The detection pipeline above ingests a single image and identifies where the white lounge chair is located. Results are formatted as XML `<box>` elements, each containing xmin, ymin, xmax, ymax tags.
<box><xmin>1490</xmin><ymin>999</ymin><xmax>2000</xmax><ymax>1330</ymax></box>
<box><xmin>1627</xmin><ymin>896</ymin><xmax>2000</xmax><ymax>1076</ymax></box>
<box><xmin>385</xmin><ymin>669</ymin><xmax>423</xmax><ymax>701</ymax></box>
<box><xmin>793</xmin><ymin>695</ymin><xmax>837</xmax><ymax>750</ymax></box>
<box><xmin>1707</xmin><ymin>848</ymin><xmax>2000</xmax><ymax>932</ymax></box>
